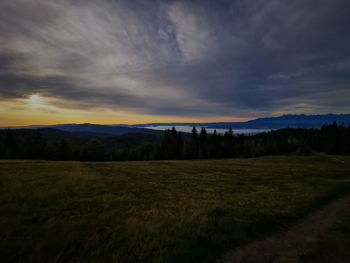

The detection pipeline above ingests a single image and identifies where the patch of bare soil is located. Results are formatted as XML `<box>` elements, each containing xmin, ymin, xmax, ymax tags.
<box><xmin>218</xmin><ymin>193</ymin><xmax>350</xmax><ymax>263</ymax></box>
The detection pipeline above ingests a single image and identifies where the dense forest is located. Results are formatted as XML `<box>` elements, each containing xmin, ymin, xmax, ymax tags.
<box><xmin>0</xmin><ymin>123</ymin><xmax>349</xmax><ymax>161</ymax></box>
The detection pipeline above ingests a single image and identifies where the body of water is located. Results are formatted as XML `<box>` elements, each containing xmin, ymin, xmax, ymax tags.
<box><xmin>143</xmin><ymin>125</ymin><xmax>271</xmax><ymax>135</ymax></box>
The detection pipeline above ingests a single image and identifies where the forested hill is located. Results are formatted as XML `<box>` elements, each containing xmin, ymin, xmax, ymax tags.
<box><xmin>0</xmin><ymin>123</ymin><xmax>164</xmax><ymax>136</ymax></box>
<box><xmin>1</xmin><ymin>123</ymin><xmax>349</xmax><ymax>161</ymax></box>
<box><xmin>0</xmin><ymin>128</ymin><xmax>161</xmax><ymax>160</ymax></box>
<box><xmin>51</xmin><ymin>123</ymin><xmax>164</xmax><ymax>136</ymax></box>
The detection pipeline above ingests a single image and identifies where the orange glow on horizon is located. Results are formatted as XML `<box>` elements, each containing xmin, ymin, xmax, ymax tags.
<box><xmin>0</xmin><ymin>96</ymin><xmax>252</xmax><ymax>126</ymax></box>
<box><xmin>0</xmin><ymin>112</ymin><xmax>251</xmax><ymax>126</ymax></box>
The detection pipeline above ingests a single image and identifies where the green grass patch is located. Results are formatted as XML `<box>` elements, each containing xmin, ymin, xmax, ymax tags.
<box><xmin>1</xmin><ymin>156</ymin><xmax>350</xmax><ymax>263</ymax></box>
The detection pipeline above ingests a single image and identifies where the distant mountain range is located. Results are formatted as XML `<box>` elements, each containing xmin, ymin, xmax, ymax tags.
<box><xmin>51</xmin><ymin>123</ymin><xmax>164</xmax><ymax>136</ymax></box>
<box><xmin>1</xmin><ymin>114</ymin><xmax>350</xmax><ymax>135</ymax></box>
<box><xmin>1</xmin><ymin>123</ymin><xmax>164</xmax><ymax>136</ymax></box>
<box><xmin>243</xmin><ymin>113</ymin><xmax>350</xmax><ymax>129</ymax></box>
<box><xmin>130</xmin><ymin>114</ymin><xmax>350</xmax><ymax>130</ymax></box>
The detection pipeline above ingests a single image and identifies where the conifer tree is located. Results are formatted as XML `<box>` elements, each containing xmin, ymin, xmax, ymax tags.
<box><xmin>199</xmin><ymin>128</ymin><xmax>208</xmax><ymax>158</ymax></box>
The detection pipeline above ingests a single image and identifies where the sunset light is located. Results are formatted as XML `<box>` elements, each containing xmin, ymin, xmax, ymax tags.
<box><xmin>1</xmin><ymin>1</ymin><xmax>350</xmax><ymax>262</ymax></box>
<box><xmin>29</xmin><ymin>95</ymin><xmax>41</xmax><ymax>107</ymax></box>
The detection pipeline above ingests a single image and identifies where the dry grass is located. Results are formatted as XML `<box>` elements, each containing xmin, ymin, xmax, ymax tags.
<box><xmin>1</xmin><ymin>155</ymin><xmax>350</xmax><ymax>263</ymax></box>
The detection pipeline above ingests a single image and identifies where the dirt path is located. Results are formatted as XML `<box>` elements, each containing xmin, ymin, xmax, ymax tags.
<box><xmin>218</xmin><ymin>193</ymin><xmax>350</xmax><ymax>263</ymax></box>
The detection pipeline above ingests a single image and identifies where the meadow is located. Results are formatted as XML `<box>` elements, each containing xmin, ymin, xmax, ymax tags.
<box><xmin>1</xmin><ymin>155</ymin><xmax>350</xmax><ymax>263</ymax></box>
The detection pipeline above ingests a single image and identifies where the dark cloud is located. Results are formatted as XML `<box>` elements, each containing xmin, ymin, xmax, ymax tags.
<box><xmin>0</xmin><ymin>0</ymin><xmax>350</xmax><ymax>119</ymax></box>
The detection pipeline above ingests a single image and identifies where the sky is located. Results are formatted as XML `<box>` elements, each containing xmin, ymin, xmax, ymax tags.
<box><xmin>0</xmin><ymin>0</ymin><xmax>350</xmax><ymax>126</ymax></box>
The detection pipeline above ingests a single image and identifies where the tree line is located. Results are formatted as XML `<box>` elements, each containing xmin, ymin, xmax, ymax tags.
<box><xmin>0</xmin><ymin>123</ymin><xmax>350</xmax><ymax>161</ymax></box>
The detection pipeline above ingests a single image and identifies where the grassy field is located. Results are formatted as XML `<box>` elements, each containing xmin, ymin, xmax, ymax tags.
<box><xmin>1</xmin><ymin>156</ymin><xmax>350</xmax><ymax>263</ymax></box>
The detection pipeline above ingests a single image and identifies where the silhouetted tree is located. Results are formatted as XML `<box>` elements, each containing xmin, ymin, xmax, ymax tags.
<box><xmin>198</xmin><ymin>128</ymin><xmax>208</xmax><ymax>158</ymax></box>
<box><xmin>223</xmin><ymin>126</ymin><xmax>236</xmax><ymax>157</ymax></box>
<box><xmin>188</xmin><ymin>126</ymin><xmax>199</xmax><ymax>159</ymax></box>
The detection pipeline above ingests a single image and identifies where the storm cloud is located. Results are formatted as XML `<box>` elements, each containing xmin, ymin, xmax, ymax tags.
<box><xmin>1</xmin><ymin>0</ymin><xmax>350</xmax><ymax>119</ymax></box>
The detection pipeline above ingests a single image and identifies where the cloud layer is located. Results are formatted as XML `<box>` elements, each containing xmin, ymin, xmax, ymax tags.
<box><xmin>1</xmin><ymin>0</ymin><xmax>350</xmax><ymax>121</ymax></box>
